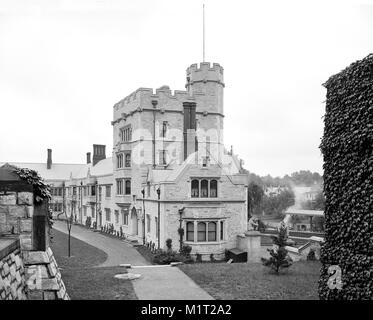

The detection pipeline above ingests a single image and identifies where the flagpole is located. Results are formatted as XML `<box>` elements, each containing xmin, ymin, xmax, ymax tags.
<box><xmin>203</xmin><ymin>3</ymin><xmax>205</xmax><ymax>62</ymax></box>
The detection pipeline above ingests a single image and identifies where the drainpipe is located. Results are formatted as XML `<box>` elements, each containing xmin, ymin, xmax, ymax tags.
<box><xmin>95</xmin><ymin>181</ymin><xmax>98</xmax><ymax>229</ymax></box>
<box><xmin>157</xmin><ymin>186</ymin><xmax>161</xmax><ymax>249</ymax></box>
<box><xmin>151</xmin><ymin>100</ymin><xmax>158</xmax><ymax>169</ymax></box>
<box><xmin>80</xmin><ymin>181</ymin><xmax>83</xmax><ymax>224</ymax></box>
<box><xmin>141</xmin><ymin>188</ymin><xmax>146</xmax><ymax>245</ymax></box>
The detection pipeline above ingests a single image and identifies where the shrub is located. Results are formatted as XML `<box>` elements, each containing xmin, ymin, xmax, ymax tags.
<box><xmin>180</xmin><ymin>245</ymin><xmax>192</xmax><ymax>256</ymax></box>
<box><xmin>261</xmin><ymin>223</ymin><xmax>292</xmax><ymax>274</ymax></box>
<box><xmin>166</xmin><ymin>238</ymin><xmax>172</xmax><ymax>251</ymax></box>
<box><xmin>196</xmin><ymin>253</ymin><xmax>202</xmax><ymax>263</ymax></box>
<box><xmin>319</xmin><ymin>54</ymin><xmax>373</xmax><ymax>299</ymax></box>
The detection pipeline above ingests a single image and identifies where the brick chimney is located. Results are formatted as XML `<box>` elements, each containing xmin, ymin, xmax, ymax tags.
<box><xmin>92</xmin><ymin>144</ymin><xmax>106</xmax><ymax>166</ymax></box>
<box><xmin>47</xmin><ymin>149</ymin><xmax>52</xmax><ymax>169</ymax></box>
<box><xmin>86</xmin><ymin>152</ymin><xmax>91</xmax><ymax>164</ymax></box>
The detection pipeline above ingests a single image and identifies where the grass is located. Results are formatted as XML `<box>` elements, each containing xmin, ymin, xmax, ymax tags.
<box><xmin>135</xmin><ymin>245</ymin><xmax>156</xmax><ymax>265</ymax></box>
<box><xmin>50</xmin><ymin>228</ymin><xmax>138</xmax><ymax>300</ymax></box>
<box><xmin>179</xmin><ymin>261</ymin><xmax>321</xmax><ymax>300</ymax></box>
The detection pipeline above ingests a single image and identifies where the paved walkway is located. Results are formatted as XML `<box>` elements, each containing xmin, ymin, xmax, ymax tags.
<box><xmin>53</xmin><ymin>220</ymin><xmax>149</xmax><ymax>267</ymax></box>
<box><xmin>130</xmin><ymin>265</ymin><xmax>213</xmax><ymax>300</ymax></box>
<box><xmin>53</xmin><ymin>220</ymin><xmax>214</xmax><ymax>300</ymax></box>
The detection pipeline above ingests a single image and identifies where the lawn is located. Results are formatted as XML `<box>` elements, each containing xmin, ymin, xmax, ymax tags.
<box><xmin>50</xmin><ymin>228</ymin><xmax>138</xmax><ymax>300</ymax></box>
<box><xmin>179</xmin><ymin>261</ymin><xmax>321</xmax><ymax>300</ymax></box>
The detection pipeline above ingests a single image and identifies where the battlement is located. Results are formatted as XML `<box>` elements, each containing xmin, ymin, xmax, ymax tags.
<box><xmin>187</xmin><ymin>62</ymin><xmax>224</xmax><ymax>75</ymax></box>
<box><xmin>186</xmin><ymin>62</ymin><xmax>224</xmax><ymax>84</ymax></box>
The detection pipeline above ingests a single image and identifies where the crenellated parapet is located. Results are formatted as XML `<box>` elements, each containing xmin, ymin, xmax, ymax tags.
<box><xmin>186</xmin><ymin>62</ymin><xmax>224</xmax><ymax>87</ymax></box>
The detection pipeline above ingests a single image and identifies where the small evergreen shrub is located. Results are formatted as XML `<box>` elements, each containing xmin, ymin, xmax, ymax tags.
<box><xmin>261</xmin><ymin>223</ymin><xmax>293</xmax><ymax>274</ymax></box>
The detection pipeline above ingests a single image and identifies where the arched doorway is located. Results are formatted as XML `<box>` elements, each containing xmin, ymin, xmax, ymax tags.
<box><xmin>131</xmin><ymin>207</ymin><xmax>138</xmax><ymax>236</ymax></box>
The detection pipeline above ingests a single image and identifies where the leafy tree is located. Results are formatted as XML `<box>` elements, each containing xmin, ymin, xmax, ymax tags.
<box><xmin>247</xmin><ymin>182</ymin><xmax>264</xmax><ymax>217</ymax></box>
<box><xmin>262</xmin><ymin>188</ymin><xmax>295</xmax><ymax>217</ymax></box>
<box><xmin>261</xmin><ymin>223</ymin><xmax>293</xmax><ymax>274</ymax></box>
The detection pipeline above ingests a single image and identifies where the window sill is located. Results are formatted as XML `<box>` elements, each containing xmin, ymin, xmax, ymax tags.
<box><xmin>184</xmin><ymin>241</ymin><xmax>227</xmax><ymax>245</ymax></box>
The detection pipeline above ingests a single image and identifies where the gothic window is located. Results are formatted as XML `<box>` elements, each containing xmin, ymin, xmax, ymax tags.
<box><xmin>186</xmin><ymin>222</ymin><xmax>194</xmax><ymax>241</ymax></box>
<box><xmin>191</xmin><ymin>180</ymin><xmax>199</xmax><ymax>198</ymax></box>
<box><xmin>125</xmin><ymin>153</ymin><xmax>131</xmax><ymax>167</ymax></box>
<box><xmin>105</xmin><ymin>185</ymin><xmax>111</xmax><ymax>198</ymax></box>
<box><xmin>105</xmin><ymin>208</ymin><xmax>111</xmax><ymax>222</ymax></box>
<box><xmin>160</xmin><ymin>121</ymin><xmax>168</xmax><ymax>138</ymax></box>
<box><xmin>201</xmin><ymin>180</ymin><xmax>208</xmax><ymax>197</ymax></box>
<box><xmin>125</xmin><ymin>180</ymin><xmax>131</xmax><ymax>195</ymax></box>
<box><xmin>121</xmin><ymin>209</ymin><xmax>128</xmax><ymax>225</ymax></box>
<box><xmin>210</xmin><ymin>179</ymin><xmax>217</xmax><ymax>198</ymax></box>
<box><xmin>117</xmin><ymin>153</ymin><xmax>123</xmax><ymax>168</ymax></box>
<box><xmin>208</xmin><ymin>222</ymin><xmax>217</xmax><ymax>241</ymax></box>
<box><xmin>197</xmin><ymin>222</ymin><xmax>206</xmax><ymax>241</ymax></box>
<box><xmin>116</xmin><ymin>179</ymin><xmax>123</xmax><ymax>195</ymax></box>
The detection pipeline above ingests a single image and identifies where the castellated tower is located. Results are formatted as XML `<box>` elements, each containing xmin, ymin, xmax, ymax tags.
<box><xmin>186</xmin><ymin>62</ymin><xmax>224</xmax><ymax>115</ymax></box>
<box><xmin>185</xmin><ymin>62</ymin><xmax>225</xmax><ymax>164</ymax></box>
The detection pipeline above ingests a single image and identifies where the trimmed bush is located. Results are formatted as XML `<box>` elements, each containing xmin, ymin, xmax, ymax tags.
<box><xmin>319</xmin><ymin>53</ymin><xmax>373</xmax><ymax>299</ymax></box>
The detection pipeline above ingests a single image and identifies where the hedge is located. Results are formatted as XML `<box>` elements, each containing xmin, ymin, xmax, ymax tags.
<box><xmin>319</xmin><ymin>54</ymin><xmax>373</xmax><ymax>299</ymax></box>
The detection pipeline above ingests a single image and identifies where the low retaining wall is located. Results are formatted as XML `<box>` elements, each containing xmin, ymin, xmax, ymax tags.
<box><xmin>0</xmin><ymin>237</ymin><xmax>69</xmax><ymax>300</ymax></box>
<box><xmin>0</xmin><ymin>238</ymin><xmax>26</xmax><ymax>299</ymax></box>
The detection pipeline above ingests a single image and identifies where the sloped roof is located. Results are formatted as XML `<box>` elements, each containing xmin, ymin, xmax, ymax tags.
<box><xmin>0</xmin><ymin>162</ymin><xmax>86</xmax><ymax>181</ymax></box>
<box><xmin>90</xmin><ymin>157</ymin><xmax>113</xmax><ymax>177</ymax></box>
<box><xmin>0</xmin><ymin>157</ymin><xmax>113</xmax><ymax>182</ymax></box>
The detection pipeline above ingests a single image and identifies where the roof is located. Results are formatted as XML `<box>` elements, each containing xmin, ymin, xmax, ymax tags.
<box><xmin>0</xmin><ymin>158</ymin><xmax>113</xmax><ymax>181</ymax></box>
<box><xmin>285</xmin><ymin>208</ymin><xmax>324</xmax><ymax>217</ymax></box>
<box><xmin>0</xmin><ymin>162</ymin><xmax>86</xmax><ymax>181</ymax></box>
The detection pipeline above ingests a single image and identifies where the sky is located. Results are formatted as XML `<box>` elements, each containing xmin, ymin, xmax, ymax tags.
<box><xmin>0</xmin><ymin>0</ymin><xmax>372</xmax><ymax>177</ymax></box>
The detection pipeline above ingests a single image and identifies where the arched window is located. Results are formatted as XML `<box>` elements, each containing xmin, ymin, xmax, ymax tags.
<box><xmin>197</xmin><ymin>222</ymin><xmax>206</xmax><ymax>241</ymax></box>
<box><xmin>125</xmin><ymin>153</ymin><xmax>131</xmax><ymax>167</ymax></box>
<box><xmin>201</xmin><ymin>180</ymin><xmax>208</xmax><ymax>197</ymax></box>
<box><xmin>125</xmin><ymin>180</ymin><xmax>131</xmax><ymax>195</ymax></box>
<box><xmin>186</xmin><ymin>222</ymin><xmax>194</xmax><ymax>241</ymax></box>
<box><xmin>208</xmin><ymin>222</ymin><xmax>217</xmax><ymax>241</ymax></box>
<box><xmin>191</xmin><ymin>180</ymin><xmax>199</xmax><ymax>198</ymax></box>
<box><xmin>210</xmin><ymin>179</ymin><xmax>217</xmax><ymax>197</ymax></box>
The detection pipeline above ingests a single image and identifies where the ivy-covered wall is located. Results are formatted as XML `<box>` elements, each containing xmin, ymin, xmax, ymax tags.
<box><xmin>319</xmin><ymin>54</ymin><xmax>373</xmax><ymax>299</ymax></box>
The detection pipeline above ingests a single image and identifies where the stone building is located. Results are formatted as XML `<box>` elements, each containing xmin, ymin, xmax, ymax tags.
<box><xmin>1</xmin><ymin>62</ymin><xmax>249</xmax><ymax>260</ymax></box>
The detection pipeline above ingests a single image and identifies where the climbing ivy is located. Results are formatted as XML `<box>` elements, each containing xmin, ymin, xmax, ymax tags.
<box><xmin>319</xmin><ymin>54</ymin><xmax>373</xmax><ymax>299</ymax></box>
<box><xmin>10</xmin><ymin>165</ymin><xmax>53</xmax><ymax>228</ymax></box>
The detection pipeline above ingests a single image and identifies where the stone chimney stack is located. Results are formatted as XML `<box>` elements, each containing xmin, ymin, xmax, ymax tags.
<box><xmin>47</xmin><ymin>149</ymin><xmax>52</xmax><ymax>169</ymax></box>
<box><xmin>86</xmin><ymin>152</ymin><xmax>91</xmax><ymax>164</ymax></box>
<box><xmin>92</xmin><ymin>145</ymin><xmax>106</xmax><ymax>166</ymax></box>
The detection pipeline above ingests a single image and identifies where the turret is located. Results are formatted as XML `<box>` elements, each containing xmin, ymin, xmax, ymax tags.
<box><xmin>185</xmin><ymin>62</ymin><xmax>224</xmax><ymax>115</ymax></box>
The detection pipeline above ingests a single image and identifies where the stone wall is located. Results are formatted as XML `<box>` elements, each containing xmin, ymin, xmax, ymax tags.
<box><xmin>0</xmin><ymin>238</ymin><xmax>26</xmax><ymax>300</ymax></box>
<box><xmin>0</xmin><ymin>237</ymin><xmax>69</xmax><ymax>300</ymax></box>
<box><xmin>1</xmin><ymin>180</ymin><xmax>69</xmax><ymax>300</ymax></box>
<box><xmin>0</xmin><ymin>191</ymin><xmax>33</xmax><ymax>251</ymax></box>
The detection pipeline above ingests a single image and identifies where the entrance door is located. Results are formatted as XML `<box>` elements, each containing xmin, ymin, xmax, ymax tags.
<box><xmin>131</xmin><ymin>207</ymin><xmax>138</xmax><ymax>235</ymax></box>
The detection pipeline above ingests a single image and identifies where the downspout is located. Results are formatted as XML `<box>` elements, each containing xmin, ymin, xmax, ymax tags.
<box><xmin>151</xmin><ymin>100</ymin><xmax>158</xmax><ymax>169</ymax></box>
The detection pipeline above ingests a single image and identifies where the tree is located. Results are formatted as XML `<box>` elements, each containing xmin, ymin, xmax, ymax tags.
<box><xmin>261</xmin><ymin>188</ymin><xmax>295</xmax><ymax>217</ymax></box>
<box><xmin>65</xmin><ymin>201</ymin><xmax>73</xmax><ymax>257</ymax></box>
<box><xmin>247</xmin><ymin>182</ymin><xmax>264</xmax><ymax>217</ymax></box>
<box><xmin>261</xmin><ymin>223</ymin><xmax>293</xmax><ymax>274</ymax></box>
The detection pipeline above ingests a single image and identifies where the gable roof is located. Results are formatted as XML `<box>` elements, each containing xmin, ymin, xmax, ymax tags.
<box><xmin>0</xmin><ymin>162</ymin><xmax>87</xmax><ymax>181</ymax></box>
